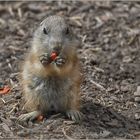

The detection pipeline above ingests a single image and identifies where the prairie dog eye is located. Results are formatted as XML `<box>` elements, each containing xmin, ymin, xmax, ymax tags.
<box><xmin>43</xmin><ymin>28</ymin><xmax>48</xmax><ymax>35</ymax></box>
<box><xmin>65</xmin><ymin>27</ymin><xmax>70</xmax><ymax>35</ymax></box>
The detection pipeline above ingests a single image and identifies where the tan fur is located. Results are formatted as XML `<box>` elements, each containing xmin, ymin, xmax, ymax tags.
<box><xmin>19</xmin><ymin>15</ymin><xmax>82</xmax><ymax>122</ymax></box>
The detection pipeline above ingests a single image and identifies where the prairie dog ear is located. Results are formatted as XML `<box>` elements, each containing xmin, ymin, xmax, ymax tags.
<box><xmin>40</xmin><ymin>15</ymin><xmax>66</xmax><ymax>26</ymax></box>
<box><xmin>40</xmin><ymin>18</ymin><xmax>47</xmax><ymax>26</ymax></box>
<box><xmin>40</xmin><ymin>15</ymin><xmax>50</xmax><ymax>26</ymax></box>
<box><xmin>40</xmin><ymin>15</ymin><xmax>54</xmax><ymax>26</ymax></box>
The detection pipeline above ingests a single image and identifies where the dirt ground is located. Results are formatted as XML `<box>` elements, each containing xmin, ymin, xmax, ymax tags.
<box><xmin>0</xmin><ymin>1</ymin><xmax>140</xmax><ymax>139</ymax></box>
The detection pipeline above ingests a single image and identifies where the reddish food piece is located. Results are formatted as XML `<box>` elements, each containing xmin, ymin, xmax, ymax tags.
<box><xmin>50</xmin><ymin>52</ymin><xmax>57</xmax><ymax>61</ymax></box>
<box><xmin>37</xmin><ymin>115</ymin><xmax>44</xmax><ymax>121</ymax></box>
<box><xmin>0</xmin><ymin>85</ymin><xmax>10</xmax><ymax>95</ymax></box>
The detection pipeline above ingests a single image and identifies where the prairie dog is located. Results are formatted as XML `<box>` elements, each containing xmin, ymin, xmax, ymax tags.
<box><xmin>18</xmin><ymin>15</ymin><xmax>82</xmax><ymax>123</ymax></box>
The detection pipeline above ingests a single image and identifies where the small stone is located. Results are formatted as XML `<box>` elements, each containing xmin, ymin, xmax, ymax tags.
<box><xmin>123</xmin><ymin>56</ymin><xmax>132</xmax><ymax>63</ymax></box>
<box><xmin>135</xmin><ymin>97</ymin><xmax>140</xmax><ymax>102</ymax></box>
<box><xmin>17</xmin><ymin>130</ymin><xmax>30</xmax><ymax>137</ymax></box>
<box><xmin>134</xmin><ymin>86</ymin><xmax>140</xmax><ymax>96</ymax></box>
<box><xmin>135</xmin><ymin>113</ymin><xmax>140</xmax><ymax>120</ymax></box>
<box><xmin>99</xmin><ymin>130</ymin><xmax>111</xmax><ymax>138</ymax></box>
<box><xmin>0</xmin><ymin>82</ymin><xmax>4</xmax><ymax>89</ymax></box>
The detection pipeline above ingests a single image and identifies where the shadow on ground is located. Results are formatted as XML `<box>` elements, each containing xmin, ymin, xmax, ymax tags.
<box><xmin>74</xmin><ymin>101</ymin><xmax>140</xmax><ymax>139</ymax></box>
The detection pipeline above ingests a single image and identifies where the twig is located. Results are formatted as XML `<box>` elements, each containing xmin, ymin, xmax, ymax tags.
<box><xmin>17</xmin><ymin>119</ymin><xmax>54</xmax><ymax>136</ymax></box>
<box><xmin>0</xmin><ymin>98</ymin><xmax>6</xmax><ymax>104</ymax></box>
<box><xmin>94</xmin><ymin>66</ymin><xmax>104</xmax><ymax>73</ymax></box>
<box><xmin>18</xmin><ymin>8</ymin><xmax>22</xmax><ymax>19</ymax></box>
<box><xmin>62</xmin><ymin>128</ymin><xmax>74</xmax><ymax>140</ymax></box>
<box><xmin>9</xmin><ymin>103</ymin><xmax>19</xmax><ymax>114</ymax></box>
<box><xmin>8</xmin><ymin>6</ymin><xmax>14</xmax><ymax>17</ymax></box>
<box><xmin>89</xmin><ymin>79</ymin><xmax>106</xmax><ymax>92</ymax></box>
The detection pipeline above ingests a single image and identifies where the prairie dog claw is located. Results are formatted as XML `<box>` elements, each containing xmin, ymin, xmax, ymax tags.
<box><xmin>66</xmin><ymin>110</ymin><xmax>83</xmax><ymax>123</ymax></box>
<box><xmin>18</xmin><ymin>111</ymin><xmax>41</xmax><ymax>122</ymax></box>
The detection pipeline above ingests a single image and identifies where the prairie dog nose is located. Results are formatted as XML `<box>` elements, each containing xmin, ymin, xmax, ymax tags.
<box><xmin>49</xmin><ymin>38</ymin><xmax>62</xmax><ymax>52</ymax></box>
<box><xmin>52</xmin><ymin>41</ymin><xmax>62</xmax><ymax>48</ymax></box>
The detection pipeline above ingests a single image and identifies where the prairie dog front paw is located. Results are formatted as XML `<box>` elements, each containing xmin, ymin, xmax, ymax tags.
<box><xmin>55</xmin><ymin>56</ymin><xmax>66</xmax><ymax>67</ymax></box>
<box><xmin>39</xmin><ymin>53</ymin><xmax>51</xmax><ymax>66</ymax></box>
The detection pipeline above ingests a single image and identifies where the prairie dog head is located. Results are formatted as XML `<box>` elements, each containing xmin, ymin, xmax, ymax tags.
<box><xmin>32</xmin><ymin>15</ymin><xmax>81</xmax><ymax>57</ymax></box>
